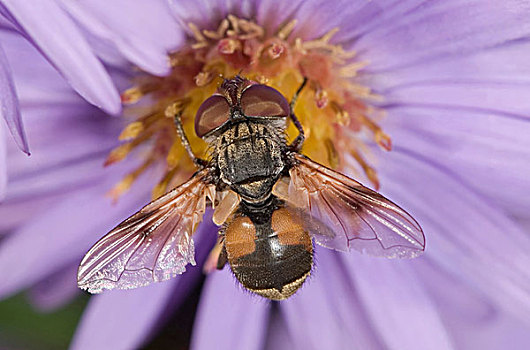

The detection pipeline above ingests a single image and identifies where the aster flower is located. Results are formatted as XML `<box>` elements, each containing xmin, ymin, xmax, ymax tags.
<box><xmin>1</xmin><ymin>1</ymin><xmax>530</xmax><ymax>349</ymax></box>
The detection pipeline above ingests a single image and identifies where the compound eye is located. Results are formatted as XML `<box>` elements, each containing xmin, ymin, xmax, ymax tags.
<box><xmin>195</xmin><ymin>95</ymin><xmax>231</xmax><ymax>137</ymax></box>
<box><xmin>240</xmin><ymin>84</ymin><xmax>290</xmax><ymax>118</ymax></box>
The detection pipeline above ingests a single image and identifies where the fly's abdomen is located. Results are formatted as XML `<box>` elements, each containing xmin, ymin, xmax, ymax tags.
<box><xmin>224</xmin><ymin>206</ymin><xmax>313</xmax><ymax>300</ymax></box>
<box><xmin>217</xmin><ymin>122</ymin><xmax>284</xmax><ymax>200</ymax></box>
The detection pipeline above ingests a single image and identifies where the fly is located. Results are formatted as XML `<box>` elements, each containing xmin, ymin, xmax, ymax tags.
<box><xmin>77</xmin><ymin>76</ymin><xmax>425</xmax><ymax>300</ymax></box>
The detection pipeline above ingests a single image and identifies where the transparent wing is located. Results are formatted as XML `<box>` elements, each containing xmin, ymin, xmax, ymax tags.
<box><xmin>281</xmin><ymin>154</ymin><xmax>424</xmax><ymax>258</ymax></box>
<box><xmin>77</xmin><ymin>169</ymin><xmax>213</xmax><ymax>293</ymax></box>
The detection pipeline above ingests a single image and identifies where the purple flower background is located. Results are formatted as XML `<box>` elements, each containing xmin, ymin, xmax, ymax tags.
<box><xmin>1</xmin><ymin>0</ymin><xmax>530</xmax><ymax>349</ymax></box>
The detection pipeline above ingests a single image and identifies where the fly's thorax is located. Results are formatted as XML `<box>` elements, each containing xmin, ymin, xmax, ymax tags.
<box><xmin>214</xmin><ymin>120</ymin><xmax>287</xmax><ymax>201</ymax></box>
<box><xmin>224</xmin><ymin>199</ymin><xmax>313</xmax><ymax>300</ymax></box>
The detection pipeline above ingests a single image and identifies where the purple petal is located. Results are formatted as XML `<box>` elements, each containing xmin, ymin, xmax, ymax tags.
<box><xmin>0</xmin><ymin>42</ymin><xmax>28</xmax><ymax>154</ymax></box>
<box><xmin>28</xmin><ymin>264</ymin><xmax>79</xmax><ymax>312</ymax></box>
<box><xmin>0</xmin><ymin>90</ymin><xmax>123</xmax><ymax>230</ymax></box>
<box><xmin>167</xmin><ymin>0</ymin><xmax>253</xmax><ymax>32</ymax></box>
<box><xmin>80</xmin><ymin>30</ymin><xmax>131</xmax><ymax>70</ymax></box>
<box><xmin>288</xmin><ymin>0</ymin><xmax>410</xmax><ymax>43</ymax></box>
<box><xmin>0</xmin><ymin>181</ymin><xmax>152</xmax><ymax>299</ymax></box>
<box><xmin>291</xmin><ymin>0</ymin><xmax>367</xmax><ymax>40</ymax></box>
<box><xmin>356</xmin><ymin>28</ymin><xmax>530</xmax><ymax>216</ymax></box>
<box><xmin>168</xmin><ymin>0</ymin><xmax>229</xmax><ymax>31</ymax></box>
<box><xmin>0</xmin><ymin>113</ymin><xmax>122</xmax><ymax>232</ymax></box>
<box><xmin>71</xmin><ymin>280</ymin><xmax>179</xmax><ymax>350</ymax></box>
<box><xmin>281</xmin><ymin>249</ymin><xmax>383</xmax><ymax>349</ymax></box>
<box><xmin>0</xmin><ymin>124</ymin><xmax>6</xmax><ymax>200</ymax></box>
<box><xmin>5</xmin><ymin>110</ymin><xmax>121</xmax><ymax>200</ymax></box>
<box><xmin>364</xmin><ymin>39</ymin><xmax>530</xmax><ymax>86</ymax></box>
<box><xmin>381</xmin><ymin>105</ymin><xmax>530</xmax><ymax>216</ymax></box>
<box><xmin>365</xmin><ymin>39</ymin><xmax>530</xmax><ymax>126</ymax></box>
<box><xmin>353</xmin><ymin>1</ymin><xmax>530</xmax><ymax>71</ymax></box>
<box><xmin>0</xmin><ymin>29</ymin><xmax>91</xmax><ymax>107</ymax></box>
<box><xmin>191</xmin><ymin>268</ymin><xmax>270</xmax><ymax>350</ymax></box>
<box><xmin>380</xmin><ymin>81</ymin><xmax>530</xmax><ymax>122</ymax></box>
<box><xmin>263</xmin><ymin>304</ymin><xmax>296</xmax><ymax>350</ymax></box>
<box><xmin>61</xmin><ymin>0</ymin><xmax>182</xmax><ymax>76</ymax></box>
<box><xmin>374</xmin><ymin>148</ymin><xmax>530</xmax><ymax>325</ymax></box>
<box><xmin>341</xmin><ymin>255</ymin><xmax>453</xmax><ymax>349</ymax></box>
<box><xmin>415</xmin><ymin>261</ymin><xmax>530</xmax><ymax>350</ymax></box>
<box><xmin>255</xmin><ymin>0</ymin><xmax>306</xmax><ymax>31</ymax></box>
<box><xmin>0</xmin><ymin>0</ymin><xmax>121</xmax><ymax>114</ymax></box>
<box><xmin>0</xmin><ymin>193</ymin><xmax>70</xmax><ymax>232</ymax></box>
<box><xmin>333</xmin><ymin>0</ymin><xmax>428</xmax><ymax>45</ymax></box>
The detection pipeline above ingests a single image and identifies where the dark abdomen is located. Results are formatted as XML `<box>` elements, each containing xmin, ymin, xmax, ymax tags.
<box><xmin>224</xmin><ymin>203</ymin><xmax>313</xmax><ymax>300</ymax></box>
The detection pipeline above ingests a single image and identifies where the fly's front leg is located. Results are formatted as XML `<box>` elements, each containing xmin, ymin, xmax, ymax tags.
<box><xmin>165</xmin><ymin>103</ymin><xmax>207</xmax><ymax>169</ymax></box>
<box><xmin>289</xmin><ymin>77</ymin><xmax>308</xmax><ymax>151</ymax></box>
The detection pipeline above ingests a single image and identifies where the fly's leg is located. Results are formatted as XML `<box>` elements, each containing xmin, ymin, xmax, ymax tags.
<box><xmin>216</xmin><ymin>244</ymin><xmax>228</xmax><ymax>270</ymax></box>
<box><xmin>174</xmin><ymin>111</ymin><xmax>207</xmax><ymax>168</ymax></box>
<box><xmin>166</xmin><ymin>104</ymin><xmax>207</xmax><ymax>168</ymax></box>
<box><xmin>290</xmin><ymin>77</ymin><xmax>308</xmax><ymax>112</ymax></box>
<box><xmin>289</xmin><ymin>112</ymin><xmax>305</xmax><ymax>151</ymax></box>
<box><xmin>289</xmin><ymin>77</ymin><xmax>308</xmax><ymax>151</ymax></box>
<box><xmin>203</xmin><ymin>233</ymin><xmax>227</xmax><ymax>273</ymax></box>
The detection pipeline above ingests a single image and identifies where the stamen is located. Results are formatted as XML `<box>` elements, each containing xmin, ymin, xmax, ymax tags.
<box><xmin>107</xmin><ymin>157</ymin><xmax>155</xmax><ymax>202</ymax></box>
<box><xmin>301</xmin><ymin>28</ymin><xmax>340</xmax><ymax>51</ymax></box>
<box><xmin>267</xmin><ymin>42</ymin><xmax>284</xmax><ymax>59</ymax></box>
<box><xmin>118</xmin><ymin>122</ymin><xmax>144</xmax><ymax>140</ymax></box>
<box><xmin>203</xmin><ymin>19</ymin><xmax>229</xmax><ymax>40</ymax></box>
<box><xmin>105</xmin><ymin>129</ymin><xmax>154</xmax><ymax>166</ymax></box>
<box><xmin>315</xmin><ymin>89</ymin><xmax>328</xmax><ymax>109</ymax></box>
<box><xmin>330</xmin><ymin>101</ymin><xmax>350</xmax><ymax>124</ymax></box>
<box><xmin>339</xmin><ymin>61</ymin><xmax>369</xmax><ymax>77</ymax></box>
<box><xmin>188</xmin><ymin>22</ymin><xmax>206</xmax><ymax>43</ymax></box>
<box><xmin>152</xmin><ymin>167</ymin><xmax>178</xmax><ymax>200</ymax></box>
<box><xmin>237</xmin><ymin>19</ymin><xmax>264</xmax><ymax>40</ymax></box>
<box><xmin>109</xmin><ymin>15</ymin><xmax>392</xmax><ymax>199</ymax></box>
<box><xmin>166</xmin><ymin>141</ymin><xmax>186</xmax><ymax>169</ymax></box>
<box><xmin>218</xmin><ymin>38</ymin><xmax>241</xmax><ymax>54</ymax></box>
<box><xmin>164</xmin><ymin>99</ymin><xmax>189</xmax><ymax>119</ymax></box>
<box><xmin>350</xmin><ymin>148</ymin><xmax>380</xmax><ymax>190</ymax></box>
<box><xmin>342</xmin><ymin>81</ymin><xmax>378</xmax><ymax>99</ymax></box>
<box><xmin>324</xmin><ymin>139</ymin><xmax>339</xmax><ymax>169</ymax></box>
<box><xmin>121</xmin><ymin>87</ymin><xmax>144</xmax><ymax>104</ymax></box>
<box><xmin>319</xmin><ymin>27</ymin><xmax>340</xmax><ymax>43</ymax></box>
<box><xmin>359</xmin><ymin>114</ymin><xmax>392</xmax><ymax>151</ymax></box>
<box><xmin>195</xmin><ymin>71</ymin><xmax>214</xmax><ymax>86</ymax></box>
<box><xmin>227</xmin><ymin>15</ymin><xmax>240</xmax><ymax>35</ymax></box>
<box><xmin>277</xmin><ymin>20</ymin><xmax>297</xmax><ymax>40</ymax></box>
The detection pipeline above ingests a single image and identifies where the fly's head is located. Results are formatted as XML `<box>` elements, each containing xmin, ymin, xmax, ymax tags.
<box><xmin>194</xmin><ymin>77</ymin><xmax>290</xmax><ymax>142</ymax></box>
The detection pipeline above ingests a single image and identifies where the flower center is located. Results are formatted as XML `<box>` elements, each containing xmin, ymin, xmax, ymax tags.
<box><xmin>107</xmin><ymin>15</ymin><xmax>391</xmax><ymax>200</ymax></box>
